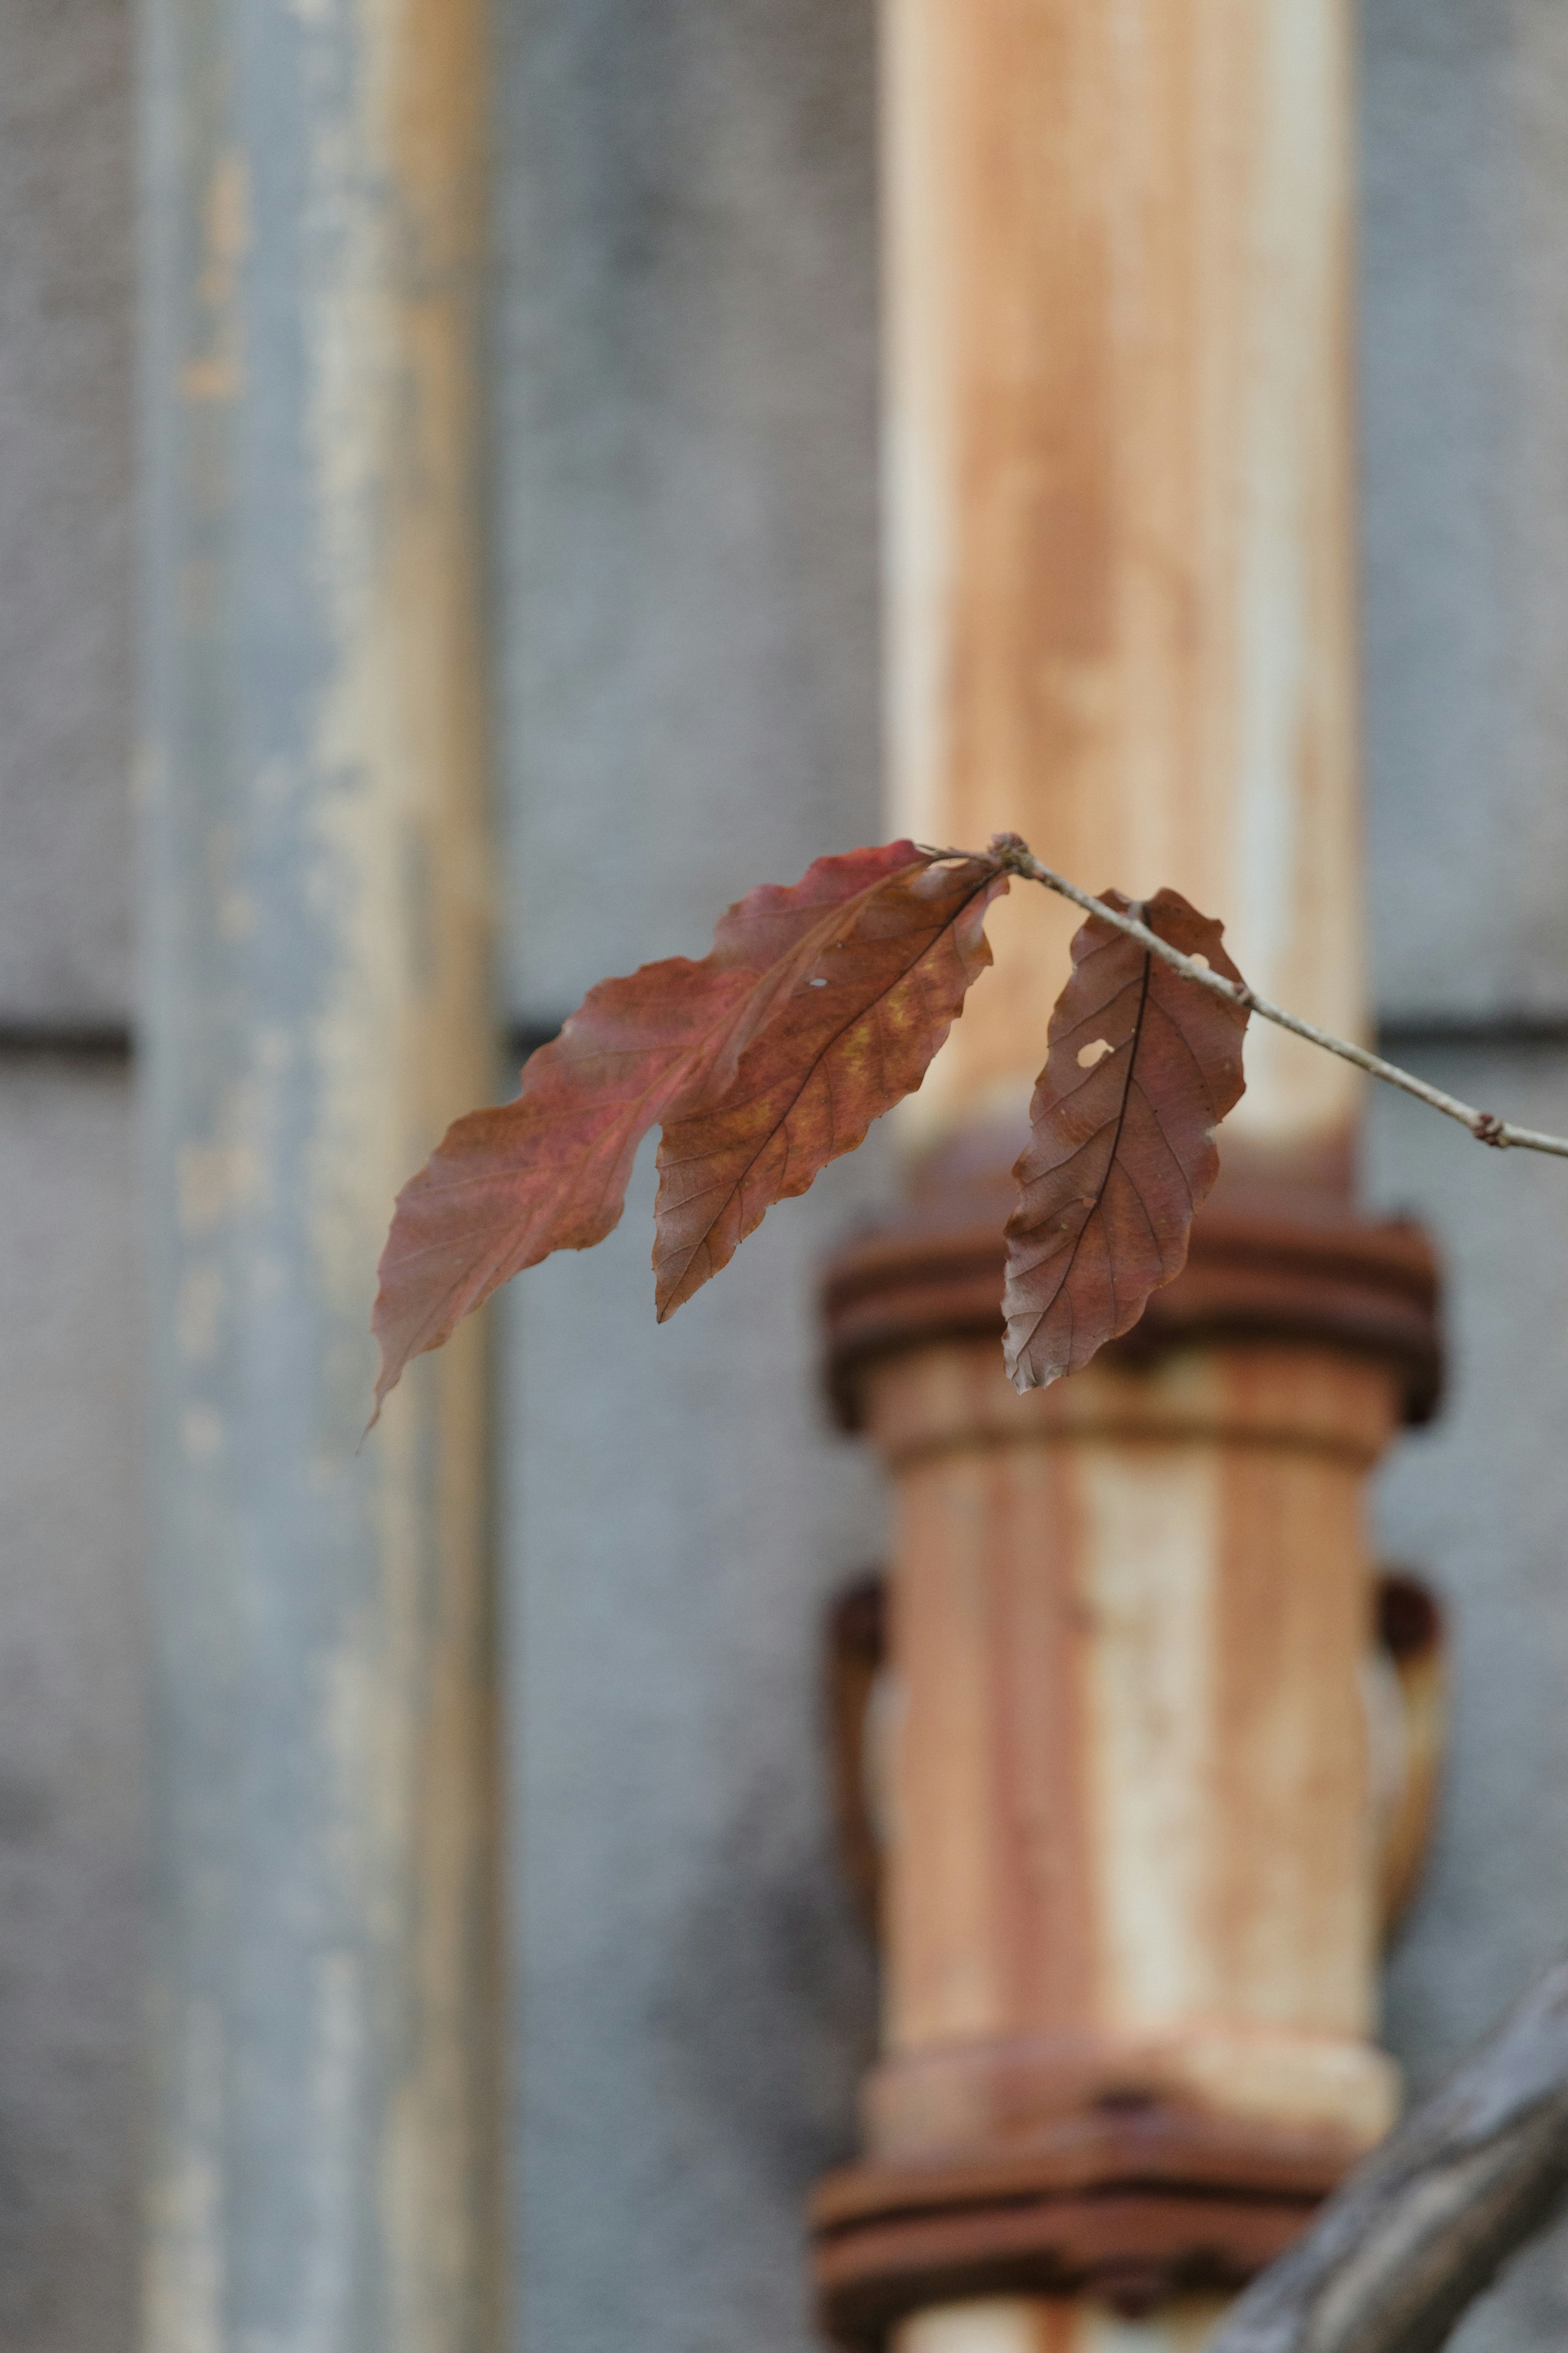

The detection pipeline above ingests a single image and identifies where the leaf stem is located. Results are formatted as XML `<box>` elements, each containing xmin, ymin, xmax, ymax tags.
<box><xmin>937</xmin><ymin>837</ymin><xmax>1568</xmax><ymax>1164</ymax></box>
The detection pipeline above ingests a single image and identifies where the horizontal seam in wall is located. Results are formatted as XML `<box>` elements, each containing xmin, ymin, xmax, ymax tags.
<box><xmin>1376</xmin><ymin>1017</ymin><xmax>1568</xmax><ymax>1050</ymax></box>
<box><xmin>510</xmin><ymin>1015</ymin><xmax>1568</xmax><ymax>1063</ymax></box>
<box><xmin>0</xmin><ymin>1020</ymin><xmax>133</xmax><ymax>1062</ymax></box>
<box><xmin>5</xmin><ymin>1015</ymin><xmax>1565</xmax><ymax>1069</ymax></box>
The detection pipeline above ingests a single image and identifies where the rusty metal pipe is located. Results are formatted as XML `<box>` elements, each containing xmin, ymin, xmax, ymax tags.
<box><xmin>810</xmin><ymin>5</ymin><xmax>1440</xmax><ymax>2347</ymax></box>
<box><xmin>883</xmin><ymin>0</ymin><xmax>1364</xmax><ymax>1187</ymax></box>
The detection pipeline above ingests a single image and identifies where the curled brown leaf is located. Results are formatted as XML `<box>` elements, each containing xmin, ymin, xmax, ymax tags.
<box><xmin>1002</xmin><ymin>886</ymin><xmax>1250</xmax><ymax>1394</ymax></box>
<box><xmin>370</xmin><ymin>841</ymin><xmax>941</xmax><ymax>1420</ymax></box>
<box><xmin>653</xmin><ymin>854</ymin><xmax>1009</xmax><ymax>1316</ymax></box>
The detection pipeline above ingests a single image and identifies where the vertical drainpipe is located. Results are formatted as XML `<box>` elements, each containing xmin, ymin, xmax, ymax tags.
<box><xmin>140</xmin><ymin>1</ymin><xmax>501</xmax><ymax>2347</ymax></box>
<box><xmin>811</xmin><ymin>7</ymin><xmax>1441</xmax><ymax>2351</ymax></box>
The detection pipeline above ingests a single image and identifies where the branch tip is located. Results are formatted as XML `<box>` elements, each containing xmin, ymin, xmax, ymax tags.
<box><xmin>997</xmin><ymin>846</ymin><xmax>1568</xmax><ymax>1164</ymax></box>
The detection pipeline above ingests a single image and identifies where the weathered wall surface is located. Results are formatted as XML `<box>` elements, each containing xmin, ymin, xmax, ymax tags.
<box><xmin>0</xmin><ymin>0</ymin><xmax>135</xmax><ymax>1023</ymax></box>
<box><xmin>1363</xmin><ymin>0</ymin><xmax>1568</xmax><ymax>1019</ymax></box>
<box><xmin>1363</xmin><ymin>5</ymin><xmax>1568</xmax><ymax>2342</ymax></box>
<box><xmin>1368</xmin><ymin>1060</ymin><xmax>1568</xmax><ymax>2349</ymax></box>
<box><xmin>0</xmin><ymin>2</ymin><xmax>141</xmax><ymax>2350</ymax></box>
<box><xmin>0</xmin><ymin>1067</ymin><xmax>140</xmax><ymax>2353</ymax></box>
<box><xmin>496</xmin><ymin>0</ymin><xmax>883</xmax><ymax>1022</ymax></box>
<box><xmin>492</xmin><ymin>5</ymin><xmax>888</xmax><ymax>2344</ymax></box>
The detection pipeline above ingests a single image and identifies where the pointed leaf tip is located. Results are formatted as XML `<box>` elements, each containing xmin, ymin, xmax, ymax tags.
<box><xmin>369</xmin><ymin>841</ymin><xmax>947</xmax><ymax>1410</ymax></box>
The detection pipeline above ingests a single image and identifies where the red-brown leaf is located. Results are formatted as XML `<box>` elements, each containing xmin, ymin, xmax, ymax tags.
<box><xmin>370</xmin><ymin>842</ymin><xmax>937</xmax><ymax>1419</ymax></box>
<box><xmin>653</xmin><ymin>854</ymin><xmax>1009</xmax><ymax>1316</ymax></box>
<box><xmin>1002</xmin><ymin>887</ymin><xmax>1249</xmax><ymax>1394</ymax></box>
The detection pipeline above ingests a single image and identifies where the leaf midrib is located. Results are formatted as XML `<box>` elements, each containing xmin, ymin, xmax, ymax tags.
<box><xmin>1029</xmin><ymin>937</ymin><xmax>1154</xmax><ymax>1341</ymax></box>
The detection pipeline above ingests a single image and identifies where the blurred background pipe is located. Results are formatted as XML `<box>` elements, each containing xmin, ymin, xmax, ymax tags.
<box><xmin>139</xmin><ymin>0</ymin><xmax>503</xmax><ymax>2345</ymax></box>
<box><xmin>810</xmin><ymin>5</ymin><xmax>1441</xmax><ymax>2346</ymax></box>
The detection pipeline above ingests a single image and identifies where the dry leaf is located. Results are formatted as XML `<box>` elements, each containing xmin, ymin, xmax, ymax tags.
<box><xmin>654</xmin><ymin>854</ymin><xmax>1009</xmax><ymax>1315</ymax></box>
<box><xmin>371</xmin><ymin>842</ymin><xmax>938</xmax><ymax>1418</ymax></box>
<box><xmin>1002</xmin><ymin>887</ymin><xmax>1249</xmax><ymax>1393</ymax></box>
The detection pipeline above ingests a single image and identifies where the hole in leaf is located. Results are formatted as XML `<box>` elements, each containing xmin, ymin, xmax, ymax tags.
<box><xmin>1077</xmin><ymin>1037</ymin><xmax>1114</xmax><ymax>1069</ymax></box>
<box><xmin>808</xmin><ymin>977</ymin><xmax>828</xmax><ymax>988</ymax></box>
<box><xmin>1189</xmin><ymin>952</ymin><xmax>1210</xmax><ymax>969</ymax></box>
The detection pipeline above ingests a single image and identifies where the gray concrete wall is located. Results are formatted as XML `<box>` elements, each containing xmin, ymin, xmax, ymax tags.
<box><xmin>0</xmin><ymin>2</ymin><xmax>141</xmax><ymax>2349</ymax></box>
<box><xmin>1363</xmin><ymin>0</ymin><xmax>1568</xmax><ymax>1021</ymax></box>
<box><xmin>1369</xmin><ymin>1059</ymin><xmax>1568</xmax><ymax>2350</ymax></box>
<box><xmin>0</xmin><ymin>0</ymin><xmax>135</xmax><ymax>1024</ymax></box>
<box><xmin>0</xmin><ymin>1064</ymin><xmax>140</xmax><ymax>2353</ymax></box>
<box><xmin>492</xmin><ymin>6</ymin><xmax>888</xmax><ymax>2345</ymax></box>
<box><xmin>1362</xmin><ymin>3</ymin><xmax>1568</xmax><ymax>2342</ymax></box>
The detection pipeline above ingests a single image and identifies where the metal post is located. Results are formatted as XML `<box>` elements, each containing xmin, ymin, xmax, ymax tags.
<box><xmin>139</xmin><ymin>0</ymin><xmax>501</xmax><ymax>2345</ymax></box>
<box><xmin>809</xmin><ymin>5</ymin><xmax>1441</xmax><ymax>2348</ymax></box>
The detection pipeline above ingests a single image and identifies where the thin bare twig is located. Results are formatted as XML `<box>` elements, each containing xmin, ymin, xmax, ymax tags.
<box><xmin>936</xmin><ymin>836</ymin><xmax>1568</xmax><ymax>1163</ymax></box>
